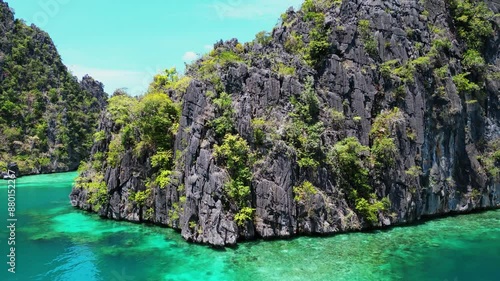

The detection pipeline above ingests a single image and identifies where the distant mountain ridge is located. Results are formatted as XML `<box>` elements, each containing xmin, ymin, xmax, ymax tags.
<box><xmin>0</xmin><ymin>0</ymin><xmax>107</xmax><ymax>175</ymax></box>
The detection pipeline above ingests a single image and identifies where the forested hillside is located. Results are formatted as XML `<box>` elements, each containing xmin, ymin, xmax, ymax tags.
<box><xmin>0</xmin><ymin>0</ymin><xmax>106</xmax><ymax>175</ymax></box>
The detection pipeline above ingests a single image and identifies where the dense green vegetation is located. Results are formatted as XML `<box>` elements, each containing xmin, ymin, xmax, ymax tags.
<box><xmin>192</xmin><ymin>47</ymin><xmax>243</xmax><ymax>93</ymax></box>
<box><xmin>76</xmin><ymin>76</ymin><xmax>181</xmax><ymax>209</ymax></box>
<box><xmin>478</xmin><ymin>139</ymin><xmax>500</xmax><ymax>183</ymax></box>
<box><xmin>286</xmin><ymin>78</ymin><xmax>324</xmax><ymax>169</ymax></box>
<box><xmin>149</xmin><ymin>68</ymin><xmax>192</xmax><ymax>95</ymax></box>
<box><xmin>370</xmin><ymin>108</ymin><xmax>401</xmax><ymax>169</ymax></box>
<box><xmin>358</xmin><ymin>19</ymin><xmax>378</xmax><ymax>58</ymax></box>
<box><xmin>210</xmin><ymin>92</ymin><xmax>235</xmax><ymax>138</ymax></box>
<box><xmin>452</xmin><ymin>72</ymin><xmax>480</xmax><ymax>95</ymax></box>
<box><xmin>449</xmin><ymin>0</ymin><xmax>495</xmax><ymax>51</ymax></box>
<box><xmin>325</xmin><ymin>108</ymin><xmax>401</xmax><ymax>224</ymax></box>
<box><xmin>74</xmin><ymin>165</ymin><xmax>108</xmax><ymax>209</ymax></box>
<box><xmin>0</xmin><ymin>7</ymin><xmax>104</xmax><ymax>174</ymax></box>
<box><xmin>329</xmin><ymin>137</ymin><xmax>390</xmax><ymax>224</ymax></box>
<box><xmin>251</xmin><ymin>118</ymin><xmax>267</xmax><ymax>145</ymax></box>
<box><xmin>283</xmin><ymin>0</ymin><xmax>333</xmax><ymax>67</ymax></box>
<box><xmin>214</xmin><ymin>134</ymin><xmax>254</xmax><ymax>226</ymax></box>
<box><xmin>329</xmin><ymin>137</ymin><xmax>371</xmax><ymax>201</ymax></box>
<box><xmin>293</xmin><ymin>180</ymin><xmax>318</xmax><ymax>202</ymax></box>
<box><xmin>355</xmin><ymin>195</ymin><xmax>390</xmax><ymax>224</ymax></box>
<box><xmin>446</xmin><ymin>0</ymin><xmax>495</xmax><ymax>103</ymax></box>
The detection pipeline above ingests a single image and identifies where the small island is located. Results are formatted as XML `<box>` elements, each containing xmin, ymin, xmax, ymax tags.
<box><xmin>0</xmin><ymin>0</ymin><xmax>499</xmax><ymax>280</ymax></box>
<box><xmin>0</xmin><ymin>0</ymin><xmax>498</xmax><ymax>248</ymax></box>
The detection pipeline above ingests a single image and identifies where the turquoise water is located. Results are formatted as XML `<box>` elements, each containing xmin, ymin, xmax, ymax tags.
<box><xmin>0</xmin><ymin>172</ymin><xmax>499</xmax><ymax>281</ymax></box>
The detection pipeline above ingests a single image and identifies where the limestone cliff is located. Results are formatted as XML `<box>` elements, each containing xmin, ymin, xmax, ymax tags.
<box><xmin>0</xmin><ymin>0</ymin><xmax>107</xmax><ymax>175</ymax></box>
<box><xmin>71</xmin><ymin>0</ymin><xmax>499</xmax><ymax>246</ymax></box>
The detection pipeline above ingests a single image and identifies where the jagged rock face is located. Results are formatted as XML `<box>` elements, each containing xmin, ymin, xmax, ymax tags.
<box><xmin>71</xmin><ymin>0</ymin><xmax>499</xmax><ymax>246</ymax></box>
<box><xmin>71</xmin><ymin>110</ymin><xmax>150</xmax><ymax>221</ymax></box>
<box><xmin>80</xmin><ymin>75</ymin><xmax>108</xmax><ymax>111</ymax></box>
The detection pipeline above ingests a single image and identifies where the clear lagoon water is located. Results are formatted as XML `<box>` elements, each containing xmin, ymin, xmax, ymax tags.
<box><xmin>0</xmin><ymin>172</ymin><xmax>499</xmax><ymax>281</ymax></box>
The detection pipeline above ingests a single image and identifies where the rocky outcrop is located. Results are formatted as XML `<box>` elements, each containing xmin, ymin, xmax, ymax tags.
<box><xmin>80</xmin><ymin>75</ymin><xmax>108</xmax><ymax>111</ymax></box>
<box><xmin>71</xmin><ymin>0</ymin><xmax>499</xmax><ymax>246</ymax></box>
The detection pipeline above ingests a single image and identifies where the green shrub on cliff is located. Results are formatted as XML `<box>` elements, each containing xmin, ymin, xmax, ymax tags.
<box><xmin>478</xmin><ymin>139</ymin><xmax>500</xmax><ymax>182</ymax></box>
<box><xmin>75</xmin><ymin>170</ymin><xmax>109</xmax><ymax>209</ymax></box>
<box><xmin>370</xmin><ymin>108</ymin><xmax>402</xmax><ymax>138</ymax></box>
<box><xmin>225</xmin><ymin>180</ymin><xmax>251</xmax><ymax>206</ymax></box>
<box><xmin>148</xmin><ymin>68</ymin><xmax>192</xmax><ymax>99</ymax></box>
<box><xmin>358</xmin><ymin>19</ymin><xmax>378</xmax><ymax>58</ymax></box>
<box><xmin>329</xmin><ymin>136</ymin><xmax>392</xmax><ymax>224</ymax></box>
<box><xmin>393</xmin><ymin>63</ymin><xmax>416</xmax><ymax>83</ymax></box>
<box><xmin>93</xmin><ymin>131</ymin><xmax>106</xmax><ymax>143</ymax></box>
<box><xmin>355</xmin><ymin>195</ymin><xmax>390</xmax><ymax>224</ymax></box>
<box><xmin>151</xmin><ymin>151</ymin><xmax>173</xmax><ymax>170</ymax></box>
<box><xmin>305</xmin><ymin>29</ymin><xmax>331</xmax><ymax>68</ymax></box>
<box><xmin>214</xmin><ymin>134</ymin><xmax>253</xmax><ymax>224</ymax></box>
<box><xmin>302</xmin><ymin>0</ymin><xmax>340</xmax><ymax>20</ymax></box>
<box><xmin>136</xmin><ymin>92</ymin><xmax>180</xmax><ymax>150</ymax></box>
<box><xmin>450</xmin><ymin>0</ymin><xmax>495</xmax><ymax>50</ymax></box>
<box><xmin>108</xmin><ymin>94</ymin><xmax>138</xmax><ymax>127</ymax></box>
<box><xmin>107</xmin><ymin>134</ymin><xmax>124</xmax><ymax>167</ymax></box>
<box><xmin>289</xmin><ymin>0</ymin><xmax>332</xmax><ymax>67</ymax></box>
<box><xmin>135</xmin><ymin>92</ymin><xmax>180</xmax><ymax>189</ymax></box>
<box><xmin>380</xmin><ymin>59</ymin><xmax>400</xmax><ymax>79</ymax></box>
<box><xmin>274</xmin><ymin>62</ymin><xmax>296</xmax><ymax>76</ymax></box>
<box><xmin>255</xmin><ymin>31</ymin><xmax>272</xmax><ymax>45</ymax></box>
<box><xmin>133</xmin><ymin>189</ymin><xmax>151</xmax><ymax>207</ymax></box>
<box><xmin>191</xmin><ymin>47</ymin><xmax>244</xmax><ymax>93</ymax></box>
<box><xmin>286</xmin><ymin>80</ymin><xmax>324</xmax><ymax>169</ymax></box>
<box><xmin>290</xmin><ymin>121</ymin><xmax>324</xmax><ymax>169</ymax></box>
<box><xmin>452</xmin><ymin>72</ymin><xmax>480</xmax><ymax>95</ymax></box>
<box><xmin>329</xmin><ymin>137</ymin><xmax>371</xmax><ymax>201</ymax></box>
<box><xmin>149</xmin><ymin>68</ymin><xmax>177</xmax><ymax>90</ymax></box>
<box><xmin>370</xmin><ymin>108</ymin><xmax>402</xmax><ymax>168</ymax></box>
<box><xmin>234</xmin><ymin>207</ymin><xmax>255</xmax><ymax>226</ymax></box>
<box><xmin>284</xmin><ymin>31</ymin><xmax>305</xmax><ymax>54</ymax></box>
<box><xmin>293</xmin><ymin>181</ymin><xmax>318</xmax><ymax>202</ymax></box>
<box><xmin>405</xmin><ymin>166</ymin><xmax>423</xmax><ymax>178</ymax></box>
<box><xmin>462</xmin><ymin>49</ymin><xmax>486</xmax><ymax>71</ymax></box>
<box><xmin>78</xmin><ymin>88</ymin><xmax>180</xmax><ymax>202</ymax></box>
<box><xmin>214</xmin><ymin>134</ymin><xmax>252</xmax><ymax>188</ymax></box>
<box><xmin>302</xmin><ymin>0</ymin><xmax>325</xmax><ymax>23</ymax></box>
<box><xmin>210</xmin><ymin>92</ymin><xmax>235</xmax><ymax>138</ymax></box>
<box><xmin>371</xmin><ymin>136</ymin><xmax>397</xmax><ymax>168</ymax></box>
<box><xmin>291</xmin><ymin>78</ymin><xmax>320</xmax><ymax>124</ymax></box>
<box><xmin>251</xmin><ymin>118</ymin><xmax>268</xmax><ymax>145</ymax></box>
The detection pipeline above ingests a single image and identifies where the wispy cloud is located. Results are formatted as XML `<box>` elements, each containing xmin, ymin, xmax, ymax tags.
<box><xmin>209</xmin><ymin>0</ymin><xmax>303</xmax><ymax>20</ymax></box>
<box><xmin>182</xmin><ymin>51</ymin><xmax>198</xmax><ymax>62</ymax></box>
<box><xmin>68</xmin><ymin>65</ymin><xmax>151</xmax><ymax>96</ymax></box>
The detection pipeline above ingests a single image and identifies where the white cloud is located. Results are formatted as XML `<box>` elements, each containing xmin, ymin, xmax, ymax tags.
<box><xmin>182</xmin><ymin>51</ymin><xmax>198</xmax><ymax>62</ymax></box>
<box><xmin>209</xmin><ymin>0</ymin><xmax>303</xmax><ymax>20</ymax></box>
<box><xmin>204</xmin><ymin>44</ymin><xmax>214</xmax><ymax>51</ymax></box>
<box><xmin>68</xmin><ymin>65</ymin><xmax>150</xmax><ymax>96</ymax></box>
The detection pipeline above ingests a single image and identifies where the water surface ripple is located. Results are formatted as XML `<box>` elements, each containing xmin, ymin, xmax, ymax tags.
<box><xmin>1</xmin><ymin>172</ymin><xmax>498</xmax><ymax>280</ymax></box>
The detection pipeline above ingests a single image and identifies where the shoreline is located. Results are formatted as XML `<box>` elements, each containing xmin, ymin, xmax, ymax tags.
<box><xmin>71</xmin><ymin>202</ymin><xmax>500</xmax><ymax>248</ymax></box>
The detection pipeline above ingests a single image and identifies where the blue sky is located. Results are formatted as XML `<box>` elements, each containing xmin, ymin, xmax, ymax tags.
<box><xmin>8</xmin><ymin>0</ymin><xmax>303</xmax><ymax>95</ymax></box>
